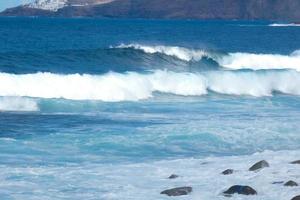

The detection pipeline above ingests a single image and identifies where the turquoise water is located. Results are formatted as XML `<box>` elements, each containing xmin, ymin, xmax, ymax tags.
<box><xmin>0</xmin><ymin>18</ymin><xmax>300</xmax><ymax>200</ymax></box>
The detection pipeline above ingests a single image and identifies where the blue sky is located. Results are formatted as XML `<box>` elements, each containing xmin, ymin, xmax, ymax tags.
<box><xmin>0</xmin><ymin>0</ymin><xmax>33</xmax><ymax>11</ymax></box>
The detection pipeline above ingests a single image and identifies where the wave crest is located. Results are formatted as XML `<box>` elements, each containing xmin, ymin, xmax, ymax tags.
<box><xmin>115</xmin><ymin>44</ymin><xmax>300</xmax><ymax>71</ymax></box>
<box><xmin>115</xmin><ymin>44</ymin><xmax>209</xmax><ymax>61</ymax></box>
<box><xmin>1</xmin><ymin>70</ymin><xmax>300</xmax><ymax>101</ymax></box>
<box><xmin>219</xmin><ymin>51</ymin><xmax>300</xmax><ymax>71</ymax></box>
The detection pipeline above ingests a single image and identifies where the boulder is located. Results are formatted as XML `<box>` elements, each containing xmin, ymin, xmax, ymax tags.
<box><xmin>284</xmin><ymin>180</ymin><xmax>298</xmax><ymax>187</ymax></box>
<box><xmin>222</xmin><ymin>169</ymin><xmax>234</xmax><ymax>175</ymax></box>
<box><xmin>249</xmin><ymin>160</ymin><xmax>269</xmax><ymax>171</ymax></box>
<box><xmin>272</xmin><ymin>181</ymin><xmax>284</xmax><ymax>184</ymax></box>
<box><xmin>291</xmin><ymin>196</ymin><xmax>300</xmax><ymax>200</ymax></box>
<box><xmin>291</xmin><ymin>160</ymin><xmax>300</xmax><ymax>164</ymax></box>
<box><xmin>168</xmin><ymin>174</ymin><xmax>179</xmax><ymax>179</ymax></box>
<box><xmin>160</xmin><ymin>186</ymin><xmax>192</xmax><ymax>196</ymax></box>
<box><xmin>223</xmin><ymin>185</ymin><xmax>257</xmax><ymax>196</ymax></box>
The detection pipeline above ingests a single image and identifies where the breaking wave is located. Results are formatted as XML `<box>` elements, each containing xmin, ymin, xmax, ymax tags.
<box><xmin>3</xmin><ymin>45</ymin><xmax>299</xmax><ymax>75</ymax></box>
<box><xmin>115</xmin><ymin>44</ymin><xmax>300</xmax><ymax>71</ymax></box>
<box><xmin>219</xmin><ymin>52</ymin><xmax>300</xmax><ymax>71</ymax></box>
<box><xmin>1</xmin><ymin>70</ymin><xmax>300</xmax><ymax>102</ymax></box>
<box><xmin>116</xmin><ymin>44</ymin><xmax>210</xmax><ymax>61</ymax></box>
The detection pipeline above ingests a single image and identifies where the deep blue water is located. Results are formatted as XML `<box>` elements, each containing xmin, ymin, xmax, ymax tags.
<box><xmin>0</xmin><ymin>18</ymin><xmax>300</xmax><ymax>200</ymax></box>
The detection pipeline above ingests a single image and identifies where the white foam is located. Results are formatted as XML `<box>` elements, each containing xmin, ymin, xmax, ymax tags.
<box><xmin>1</xmin><ymin>150</ymin><xmax>299</xmax><ymax>199</ymax></box>
<box><xmin>0</xmin><ymin>71</ymin><xmax>207</xmax><ymax>101</ymax></box>
<box><xmin>0</xmin><ymin>70</ymin><xmax>300</xmax><ymax>101</ymax></box>
<box><xmin>269</xmin><ymin>23</ymin><xmax>300</xmax><ymax>27</ymax></box>
<box><xmin>219</xmin><ymin>51</ymin><xmax>300</xmax><ymax>71</ymax></box>
<box><xmin>206</xmin><ymin>70</ymin><xmax>300</xmax><ymax>96</ymax></box>
<box><xmin>0</xmin><ymin>97</ymin><xmax>39</xmax><ymax>112</ymax></box>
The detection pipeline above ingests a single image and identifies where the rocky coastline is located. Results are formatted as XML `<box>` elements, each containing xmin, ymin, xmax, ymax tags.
<box><xmin>157</xmin><ymin>156</ymin><xmax>300</xmax><ymax>199</ymax></box>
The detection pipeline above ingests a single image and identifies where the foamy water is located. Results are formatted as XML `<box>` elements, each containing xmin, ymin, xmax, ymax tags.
<box><xmin>0</xmin><ymin>149</ymin><xmax>299</xmax><ymax>200</ymax></box>
<box><xmin>269</xmin><ymin>23</ymin><xmax>300</xmax><ymax>27</ymax></box>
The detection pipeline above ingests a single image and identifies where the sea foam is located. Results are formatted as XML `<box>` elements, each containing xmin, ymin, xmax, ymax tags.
<box><xmin>1</xmin><ymin>149</ymin><xmax>298</xmax><ymax>200</ymax></box>
<box><xmin>0</xmin><ymin>70</ymin><xmax>300</xmax><ymax>101</ymax></box>
<box><xmin>269</xmin><ymin>23</ymin><xmax>300</xmax><ymax>27</ymax></box>
<box><xmin>0</xmin><ymin>97</ymin><xmax>39</xmax><ymax>111</ymax></box>
<box><xmin>220</xmin><ymin>52</ymin><xmax>300</xmax><ymax>71</ymax></box>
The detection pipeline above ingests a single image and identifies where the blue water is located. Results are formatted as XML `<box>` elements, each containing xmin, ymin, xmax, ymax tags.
<box><xmin>0</xmin><ymin>18</ymin><xmax>300</xmax><ymax>200</ymax></box>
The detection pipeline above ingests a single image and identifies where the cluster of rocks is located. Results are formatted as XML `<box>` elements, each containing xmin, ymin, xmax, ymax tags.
<box><xmin>160</xmin><ymin>159</ymin><xmax>300</xmax><ymax>199</ymax></box>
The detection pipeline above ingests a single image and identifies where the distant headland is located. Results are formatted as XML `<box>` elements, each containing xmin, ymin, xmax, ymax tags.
<box><xmin>1</xmin><ymin>0</ymin><xmax>300</xmax><ymax>21</ymax></box>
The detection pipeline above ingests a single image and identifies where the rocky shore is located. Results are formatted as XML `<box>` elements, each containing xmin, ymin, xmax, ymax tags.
<box><xmin>0</xmin><ymin>147</ymin><xmax>298</xmax><ymax>199</ymax></box>
<box><xmin>159</xmin><ymin>159</ymin><xmax>299</xmax><ymax>199</ymax></box>
<box><xmin>146</xmin><ymin>150</ymin><xmax>300</xmax><ymax>200</ymax></box>
<box><xmin>159</xmin><ymin>158</ymin><xmax>300</xmax><ymax>199</ymax></box>
<box><xmin>160</xmin><ymin>160</ymin><xmax>300</xmax><ymax>200</ymax></box>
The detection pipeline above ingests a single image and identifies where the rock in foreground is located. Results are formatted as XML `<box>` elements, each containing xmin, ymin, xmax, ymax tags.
<box><xmin>284</xmin><ymin>180</ymin><xmax>298</xmax><ymax>187</ymax></box>
<box><xmin>168</xmin><ymin>174</ymin><xmax>179</xmax><ymax>179</ymax></box>
<box><xmin>272</xmin><ymin>181</ymin><xmax>284</xmax><ymax>184</ymax></box>
<box><xmin>291</xmin><ymin>196</ymin><xmax>300</xmax><ymax>200</ymax></box>
<box><xmin>222</xmin><ymin>169</ymin><xmax>234</xmax><ymax>175</ymax></box>
<box><xmin>223</xmin><ymin>185</ymin><xmax>257</xmax><ymax>196</ymax></box>
<box><xmin>249</xmin><ymin>160</ymin><xmax>269</xmax><ymax>171</ymax></box>
<box><xmin>291</xmin><ymin>160</ymin><xmax>300</xmax><ymax>164</ymax></box>
<box><xmin>161</xmin><ymin>186</ymin><xmax>192</xmax><ymax>196</ymax></box>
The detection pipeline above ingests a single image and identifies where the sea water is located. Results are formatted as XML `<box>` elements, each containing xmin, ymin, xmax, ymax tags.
<box><xmin>0</xmin><ymin>18</ymin><xmax>300</xmax><ymax>200</ymax></box>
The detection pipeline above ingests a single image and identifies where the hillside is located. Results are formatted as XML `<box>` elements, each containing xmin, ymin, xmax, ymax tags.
<box><xmin>1</xmin><ymin>0</ymin><xmax>300</xmax><ymax>21</ymax></box>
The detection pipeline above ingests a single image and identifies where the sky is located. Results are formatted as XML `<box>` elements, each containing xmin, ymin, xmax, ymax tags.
<box><xmin>0</xmin><ymin>0</ymin><xmax>33</xmax><ymax>11</ymax></box>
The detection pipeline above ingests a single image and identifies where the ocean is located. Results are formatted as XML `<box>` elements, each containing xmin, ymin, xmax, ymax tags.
<box><xmin>0</xmin><ymin>17</ymin><xmax>300</xmax><ymax>200</ymax></box>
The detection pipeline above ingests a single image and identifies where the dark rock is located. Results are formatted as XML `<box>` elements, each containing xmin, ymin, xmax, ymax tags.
<box><xmin>223</xmin><ymin>185</ymin><xmax>257</xmax><ymax>196</ymax></box>
<box><xmin>284</xmin><ymin>180</ymin><xmax>298</xmax><ymax>187</ymax></box>
<box><xmin>291</xmin><ymin>160</ymin><xmax>300</xmax><ymax>164</ymax></box>
<box><xmin>249</xmin><ymin>160</ymin><xmax>269</xmax><ymax>171</ymax></box>
<box><xmin>160</xmin><ymin>186</ymin><xmax>192</xmax><ymax>196</ymax></box>
<box><xmin>291</xmin><ymin>195</ymin><xmax>300</xmax><ymax>200</ymax></box>
<box><xmin>222</xmin><ymin>169</ymin><xmax>234</xmax><ymax>175</ymax></box>
<box><xmin>168</xmin><ymin>174</ymin><xmax>179</xmax><ymax>179</ymax></box>
<box><xmin>201</xmin><ymin>162</ymin><xmax>209</xmax><ymax>165</ymax></box>
<box><xmin>272</xmin><ymin>181</ymin><xmax>284</xmax><ymax>184</ymax></box>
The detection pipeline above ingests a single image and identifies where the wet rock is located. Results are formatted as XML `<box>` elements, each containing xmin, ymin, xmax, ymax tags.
<box><xmin>201</xmin><ymin>162</ymin><xmax>209</xmax><ymax>165</ymax></box>
<box><xmin>272</xmin><ymin>181</ymin><xmax>284</xmax><ymax>184</ymax></box>
<box><xmin>291</xmin><ymin>195</ymin><xmax>300</xmax><ymax>200</ymax></box>
<box><xmin>223</xmin><ymin>185</ymin><xmax>257</xmax><ymax>196</ymax></box>
<box><xmin>249</xmin><ymin>160</ymin><xmax>269</xmax><ymax>171</ymax></box>
<box><xmin>291</xmin><ymin>160</ymin><xmax>300</xmax><ymax>164</ymax></box>
<box><xmin>222</xmin><ymin>169</ymin><xmax>234</xmax><ymax>175</ymax></box>
<box><xmin>160</xmin><ymin>186</ymin><xmax>192</xmax><ymax>196</ymax></box>
<box><xmin>284</xmin><ymin>180</ymin><xmax>298</xmax><ymax>187</ymax></box>
<box><xmin>168</xmin><ymin>174</ymin><xmax>179</xmax><ymax>179</ymax></box>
